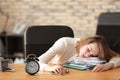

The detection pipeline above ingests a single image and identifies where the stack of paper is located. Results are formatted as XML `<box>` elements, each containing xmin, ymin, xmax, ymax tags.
<box><xmin>64</xmin><ymin>57</ymin><xmax>106</xmax><ymax>70</ymax></box>
<box><xmin>73</xmin><ymin>57</ymin><xmax>106</xmax><ymax>66</ymax></box>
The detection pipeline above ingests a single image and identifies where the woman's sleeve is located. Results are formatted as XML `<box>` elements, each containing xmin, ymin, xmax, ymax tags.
<box><xmin>109</xmin><ymin>56</ymin><xmax>120</xmax><ymax>68</ymax></box>
<box><xmin>38</xmin><ymin>37</ymin><xmax>66</xmax><ymax>71</ymax></box>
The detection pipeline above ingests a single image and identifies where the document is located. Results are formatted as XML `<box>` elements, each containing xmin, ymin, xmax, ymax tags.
<box><xmin>73</xmin><ymin>57</ymin><xmax>106</xmax><ymax>65</ymax></box>
<box><xmin>64</xmin><ymin>57</ymin><xmax>106</xmax><ymax>70</ymax></box>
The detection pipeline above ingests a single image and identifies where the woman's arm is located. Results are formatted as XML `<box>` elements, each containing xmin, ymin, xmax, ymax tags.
<box><xmin>108</xmin><ymin>56</ymin><xmax>120</xmax><ymax>68</ymax></box>
<box><xmin>92</xmin><ymin>56</ymin><xmax>120</xmax><ymax>72</ymax></box>
<box><xmin>92</xmin><ymin>63</ymin><xmax>114</xmax><ymax>72</ymax></box>
<box><xmin>38</xmin><ymin>37</ymin><xmax>67</xmax><ymax>71</ymax></box>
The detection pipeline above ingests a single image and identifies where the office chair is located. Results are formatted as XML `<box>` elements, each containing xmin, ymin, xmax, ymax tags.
<box><xmin>96</xmin><ymin>12</ymin><xmax>120</xmax><ymax>54</ymax></box>
<box><xmin>25</xmin><ymin>25</ymin><xmax>74</xmax><ymax>57</ymax></box>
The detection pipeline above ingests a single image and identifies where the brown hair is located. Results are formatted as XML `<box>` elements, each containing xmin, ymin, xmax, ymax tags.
<box><xmin>76</xmin><ymin>35</ymin><xmax>120</xmax><ymax>61</ymax></box>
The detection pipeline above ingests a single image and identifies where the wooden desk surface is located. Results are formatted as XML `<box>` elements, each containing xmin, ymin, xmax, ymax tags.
<box><xmin>0</xmin><ymin>64</ymin><xmax>120</xmax><ymax>80</ymax></box>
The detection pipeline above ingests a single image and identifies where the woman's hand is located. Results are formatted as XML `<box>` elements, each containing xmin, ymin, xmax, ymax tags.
<box><xmin>92</xmin><ymin>63</ymin><xmax>114</xmax><ymax>72</ymax></box>
<box><xmin>44</xmin><ymin>64</ymin><xmax>64</xmax><ymax>75</ymax></box>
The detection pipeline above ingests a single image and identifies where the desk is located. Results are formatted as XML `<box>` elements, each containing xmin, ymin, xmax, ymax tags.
<box><xmin>0</xmin><ymin>64</ymin><xmax>120</xmax><ymax>80</ymax></box>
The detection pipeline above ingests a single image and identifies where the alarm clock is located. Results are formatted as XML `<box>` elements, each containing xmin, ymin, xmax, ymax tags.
<box><xmin>25</xmin><ymin>54</ymin><xmax>40</xmax><ymax>75</ymax></box>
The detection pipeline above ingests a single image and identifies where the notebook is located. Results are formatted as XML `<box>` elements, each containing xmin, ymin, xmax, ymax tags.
<box><xmin>64</xmin><ymin>57</ymin><xmax>106</xmax><ymax>70</ymax></box>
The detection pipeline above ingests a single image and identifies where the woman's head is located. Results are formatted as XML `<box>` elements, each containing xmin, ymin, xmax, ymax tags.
<box><xmin>76</xmin><ymin>35</ymin><xmax>118</xmax><ymax>60</ymax></box>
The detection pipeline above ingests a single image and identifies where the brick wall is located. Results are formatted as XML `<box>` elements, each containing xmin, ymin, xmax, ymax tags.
<box><xmin>0</xmin><ymin>0</ymin><xmax>120</xmax><ymax>37</ymax></box>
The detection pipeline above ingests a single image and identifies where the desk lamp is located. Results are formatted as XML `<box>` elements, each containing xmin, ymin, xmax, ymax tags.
<box><xmin>0</xmin><ymin>8</ymin><xmax>9</xmax><ymax>58</ymax></box>
<box><xmin>0</xmin><ymin>8</ymin><xmax>9</xmax><ymax>35</ymax></box>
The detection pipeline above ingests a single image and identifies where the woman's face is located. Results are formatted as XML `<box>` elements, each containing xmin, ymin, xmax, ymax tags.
<box><xmin>78</xmin><ymin>42</ymin><xmax>100</xmax><ymax>58</ymax></box>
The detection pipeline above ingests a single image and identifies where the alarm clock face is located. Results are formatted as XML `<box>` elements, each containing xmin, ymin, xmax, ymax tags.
<box><xmin>25</xmin><ymin>60</ymin><xmax>40</xmax><ymax>75</ymax></box>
